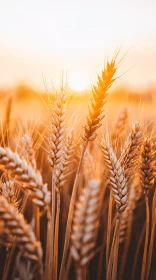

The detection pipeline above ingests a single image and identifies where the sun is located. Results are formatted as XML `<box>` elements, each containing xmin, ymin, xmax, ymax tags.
<box><xmin>69</xmin><ymin>72</ymin><xmax>90</xmax><ymax>92</ymax></box>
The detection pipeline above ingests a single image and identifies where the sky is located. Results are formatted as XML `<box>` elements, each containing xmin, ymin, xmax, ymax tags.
<box><xmin>0</xmin><ymin>0</ymin><xmax>156</xmax><ymax>91</ymax></box>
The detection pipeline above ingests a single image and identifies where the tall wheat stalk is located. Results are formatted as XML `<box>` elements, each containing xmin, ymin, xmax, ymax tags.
<box><xmin>145</xmin><ymin>189</ymin><xmax>156</xmax><ymax>280</ymax></box>
<box><xmin>119</xmin><ymin>179</ymin><xmax>141</xmax><ymax>279</ymax></box>
<box><xmin>59</xmin><ymin>57</ymin><xmax>118</xmax><ymax>280</ymax></box>
<box><xmin>70</xmin><ymin>179</ymin><xmax>101</xmax><ymax>280</ymax></box>
<box><xmin>140</xmin><ymin>138</ymin><xmax>155</xmax><ymax>280</ymax></box>
<box><xmin>101</xmin><ymin>137</ymin><xmax>128</xmax><ymax>280</ymax></box>
<box><xmin>45</xmin><ymin>89</ymin><xmax>67</xmax><ymax>280</ymax></box>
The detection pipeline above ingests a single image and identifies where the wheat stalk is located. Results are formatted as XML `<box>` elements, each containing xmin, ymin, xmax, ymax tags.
<box><xmin>46</xmin><ymin>89</ymin><xmax>67</xmax><ymax>280</ymax></box>
<box><xmin>119</xmin><ymin>178</ymin><xmax>141</xmax><ymax>279</ymax></box>
<box><xmin>60</xmin><ymin>57</ymin><xmax>118</xmax><ymax>280</ymax></box>
<box><xmin>140</xmin><ymin>138</ymin><xmax>155</xmax><ymax>280</ymax></box>
<box><xmin>119</xmin><ymin>178</ymin><xmax>141</xmax><ymax>243</ymax></box>
<box><xmin>53</xmin><ymin>130</ymin><xmax>75</xmax><ymax>280</ymax></box>
<box><xmin>101</xmin><ymin>137</ymin><xmax>128</xmax><ymax>280</ymax></box>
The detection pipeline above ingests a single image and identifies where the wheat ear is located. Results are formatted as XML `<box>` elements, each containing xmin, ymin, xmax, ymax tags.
<box><xmin>22</xmin><ymin>133</ymin><xmax>37</xmax><ymax>170</ymax></box>
<box><xmin>140</xmin><ymin>138</ymin><xmax>155</xmax><ymax>280</ymax></box>
<box><xmin>55</xmin><ymin>130</ymin><xmax>75</xmax><ymax>191</ymax></box>
<box><xmin>0</xmin><ymin>147</ymin><xmax>51</xmax><ymax>209</ymax></box>
<box><xmin>0</xmin><ymin>196</ymin><xmax>43</xmax><ymax>274</ymax></box>
<box><xmin>111</xmin><ymin>106</ymin><xmax>128</xmax><ymax>144</ymax></box>
<box><xmin>70</xmin><ymin>179</ymin><xmax>101</xmax><ymax>277</ymax></box>
<box><xmin>101</xmin><ymin>138</ymin><xmax>128</xmax><ymax>213</ymax></box>
<box><xmin>83</xmin><ymin>59</ymin><xmax>117</xmax><ymax>142</ymax></box>
<box><xmin>120</xmin><ymin>122</ymin><xmax>142</xmax><ymax>179</ymax></box>
<box><xmin>48</xmin><ymin>89</ymin><xmax>66</xmax><ymax>168</ymax></box>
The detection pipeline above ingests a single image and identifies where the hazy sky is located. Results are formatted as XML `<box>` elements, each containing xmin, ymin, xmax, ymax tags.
<box><xmin>0</xmin><ymin>0</ymin><xmax>156</xmax><ymax>90</ymax></box>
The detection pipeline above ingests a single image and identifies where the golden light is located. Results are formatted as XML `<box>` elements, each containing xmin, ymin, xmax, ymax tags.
<box><xmin>69</xmin><ymin>72</ymin><xmax>90</xmax><ymax>92</ymax></box>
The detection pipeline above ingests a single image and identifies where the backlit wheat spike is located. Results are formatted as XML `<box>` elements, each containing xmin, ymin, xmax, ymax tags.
<box><xmin>70</xmin><ymin>179</ymin><xmax>101</xmax><ymax>266</ymax></box>
<box><xmin>121</xmin><ymin>122</ymin><xmax>142</xmax><ymax>178</ymax></box>
<box><xmin>55</xmin><ymin>130</ymin><xmax>75</xmax><ymax>191</ymax></box>
<box><xmin>0</xmin><ymin>180</ymin><xmax>18</xmax><ymax>207</ymax></box>
<box><xmin>140</xmin><ymin>138</ymin><xmax>155</xmax><ymax>195</ymax></box>
<box><xmin>82</xmin><ymin>59</ymin><xmax>117</xmax><ymax>141</ymax></box>
<box><xmin>0</xmin><ymin>147</ymin><xmax>51</xmax><ymax>209</ymax></box>
<box><xmin>111</xmin><ymin>106</ymin><xmax>128</xmax><ymax>145</ymax></box>
<box><xmin>22</xmin><ymin>134</ymin><xmax>36</xmax><ymax>170</ymax></box>
<box><xmin>0</xmin><ymin>196</ymin><xmax>43</xmax><ymax>273</ymax></box>
<box><xmin>48</xmin><ymin>89</ymin><xmax>66</xmax><ymax>168</ymax></box>
<box><xmin>101</xmin><ymin>138</ymin><xmax>128</xmax><ymax>213</ymax></box>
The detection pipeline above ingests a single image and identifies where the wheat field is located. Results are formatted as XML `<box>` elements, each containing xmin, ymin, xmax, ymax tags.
<box><xmin>0</xmin><ymin>55</ymin><xmax>155</xmax><ymax>280</ymax></box>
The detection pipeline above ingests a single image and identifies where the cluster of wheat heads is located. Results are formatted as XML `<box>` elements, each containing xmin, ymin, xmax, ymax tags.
<box><xmin>0</xmin><ymin>54</ymin><xmax>156</xmax><ymax>280</ymax></box>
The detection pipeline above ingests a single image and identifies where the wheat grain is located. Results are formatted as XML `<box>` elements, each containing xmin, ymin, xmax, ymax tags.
<box><xmin>140</xmin><ymin>138</ymin><xmax>155</xmax><ymax>195</ymax></box>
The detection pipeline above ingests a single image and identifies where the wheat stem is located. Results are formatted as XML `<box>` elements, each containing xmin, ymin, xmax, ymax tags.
<box><xmin>106</xmin><ymin>190</ymin><xmax>113</xmax><ymax>269</ymax></box>
<box><xmin>59</xmin><ymin>140</ymin><xmax>88</xmax><ymax>280</ymax></box>
<box><xmin>107</xmin><ymin>213</ymin><xmax>120</xmax><ymax>280</ymax></box>
<box><xmin>130</xmin><ymin>224</ymin><xmax>145</xmax><ymax>280</ymax></box>
<box><xmin>145</xmin><ymin>190</ymin><xmax>156</xmax><ymax>280</ymax></box>
<box><xmin>112</xmin><ymin>214</ymin><xmax>120</xmax><ymax>280</ymax></box>
<box><xmin>54</xmin><ymin>191</ymin><xmax>60</xmax><ymax>280</ymax></box>
<box><xmin>141</xmin><ymin>195</ymin><xmax>150</xmax><ymax>280</ymax></box>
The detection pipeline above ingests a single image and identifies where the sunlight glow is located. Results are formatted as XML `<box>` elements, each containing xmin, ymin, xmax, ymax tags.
<box><xmin>69</xmin><ymin>72</ymin><xmax>90</xmax><ymax>92</ymax></box>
